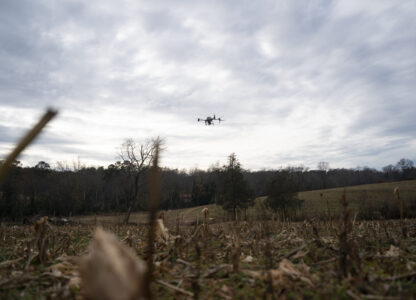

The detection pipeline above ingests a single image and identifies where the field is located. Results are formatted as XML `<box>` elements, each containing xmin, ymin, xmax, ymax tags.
<box><xmin>74</xmin><ymin>179</ymin><xmax>416</xmax><ymax>225</ymax></box>
<box><xmin>298</xmin><ymin>180</ymin><xmax>416</xmax><ymax>219</ymax></box>
<box><xmin>1</xmin><ymin>181</ymin><xmax>416</xmax><ymax>299</ymax></box>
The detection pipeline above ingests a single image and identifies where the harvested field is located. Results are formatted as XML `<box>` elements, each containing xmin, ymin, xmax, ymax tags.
<box><xmin>1</xmin><ymin>215</ymin><xmax>416</xmax><ymax>299</ymax></box>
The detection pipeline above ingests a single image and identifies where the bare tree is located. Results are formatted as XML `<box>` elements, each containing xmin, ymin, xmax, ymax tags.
<box><xmin>119</xmin><ymin>137</ymin><xmax>163</xmax><ymax>224</ymax></box>
<box><xmin>317</xmin><ymin>161</ymin><xmax>330</xmax><ymax>172</ymax></box>
<box><xmin>395</xmin><ymin>158</ymin><xmax>414</xmax><ymax>171</ymax></box>
<box><xmin>317</xmin><ymin>161</ymin><xmax>330</xmax><ymax>189</ymax></box>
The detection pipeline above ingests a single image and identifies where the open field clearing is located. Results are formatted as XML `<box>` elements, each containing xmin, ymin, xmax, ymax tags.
<box><xmin>1</xmin><ymin>215</ymin><xmax>416</xmax><ymax>299</ymax></box>
<box><xmin>73</xmin><ymin>180</ymin><xmax>416</xmax><ymax>226</ymax></box>
<box><xmin>298</xmin><ymin>180</ymin><xmax>416</xmax><ymax>219</ymax></box>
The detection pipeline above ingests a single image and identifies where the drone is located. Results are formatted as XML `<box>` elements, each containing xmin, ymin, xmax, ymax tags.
<box><xmin>197</xmin><ymin>114</ymin><xmax>224</xmax><ymax>125</ymax></box>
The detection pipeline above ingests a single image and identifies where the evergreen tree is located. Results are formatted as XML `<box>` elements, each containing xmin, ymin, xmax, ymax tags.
<box><xmin>266</xmin><ymin>170</ymin><xmax>302</xmax><ymax>218</ymax></box>
<box><xmin>216</xmin><ymin>153</ymin><xmax>253</xmax><ymax>220</ymax></box>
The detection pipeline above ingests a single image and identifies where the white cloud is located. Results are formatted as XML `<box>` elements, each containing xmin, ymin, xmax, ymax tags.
<box><xmin>0</xmin><ymin>0</ymin><xmax>415</xmax><ymax>170</ymax></box>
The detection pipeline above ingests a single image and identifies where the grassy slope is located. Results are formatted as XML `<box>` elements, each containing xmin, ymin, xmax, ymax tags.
<box><xmin>299</xmin><ymin>179</ymin><xmax>416</xmax><ymax>217</ymax></box>
<box><xmin>74</xmin><ymin>179</ymin><xmax>416</xmax><ymax>225</ymax></box>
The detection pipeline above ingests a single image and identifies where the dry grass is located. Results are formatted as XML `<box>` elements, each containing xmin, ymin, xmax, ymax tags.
<box><xmin>299</xmin><ymin>179</ymin><xmax>416</xmax><ymax>216</ymax></box>
<box><xmin>1</xmin><ymin>218</ymin><xmax>416</xmax><ymax>299</ymax></box>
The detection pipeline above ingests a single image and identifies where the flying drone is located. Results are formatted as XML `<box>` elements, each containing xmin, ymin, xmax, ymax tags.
<box><xmin>197</xmin><ymin>114</ymin><xmax>224</xmax><ymax>125</ymax></box>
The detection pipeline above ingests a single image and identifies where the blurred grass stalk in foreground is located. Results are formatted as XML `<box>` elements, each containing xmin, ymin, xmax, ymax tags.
<box><xmin>0</xmin><ymin>109</ymin><xmax>57</xmax><ymax>181</ymax></box>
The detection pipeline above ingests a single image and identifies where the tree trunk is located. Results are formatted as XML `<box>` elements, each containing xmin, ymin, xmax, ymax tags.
<box><xmin>124</xmin><ymin>202</ymin><xmax>132</xmax><ymax>224</ymax></box>
<box><xmin>124</xmin><ymin>173</ymin><xmax>140</xmax><ymax>224</ymax></box>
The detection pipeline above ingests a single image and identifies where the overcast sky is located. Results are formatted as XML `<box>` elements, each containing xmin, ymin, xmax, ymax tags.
<box><xmin>0</xmin><ymin>0</ymin><xmax>415</xmax><ymax>171</ymax></box>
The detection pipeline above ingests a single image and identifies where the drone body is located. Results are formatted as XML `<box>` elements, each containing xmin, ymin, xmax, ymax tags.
<box><xmin>197</xmin><ymin>114</ymin><xmax>224</xmax><ymax>125</ymax></box>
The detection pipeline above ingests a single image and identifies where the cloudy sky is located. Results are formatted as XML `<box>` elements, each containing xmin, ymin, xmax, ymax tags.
<box><xmin>0</xmin><ymin>0</ymin><xmax>415</xmax><ymax>171</ymax></box>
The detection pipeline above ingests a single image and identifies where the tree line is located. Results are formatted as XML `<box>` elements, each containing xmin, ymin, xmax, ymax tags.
<box><xmin>0</xmin><ymin>140</ymin><xmax>415</xmax><ymax>221</ymax></box>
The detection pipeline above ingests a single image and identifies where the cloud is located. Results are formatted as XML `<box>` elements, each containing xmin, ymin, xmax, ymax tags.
<box><xmin>0</xmin><ymin>0</ymin><xmax>415</xmax><ymax>169</ymax></box>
